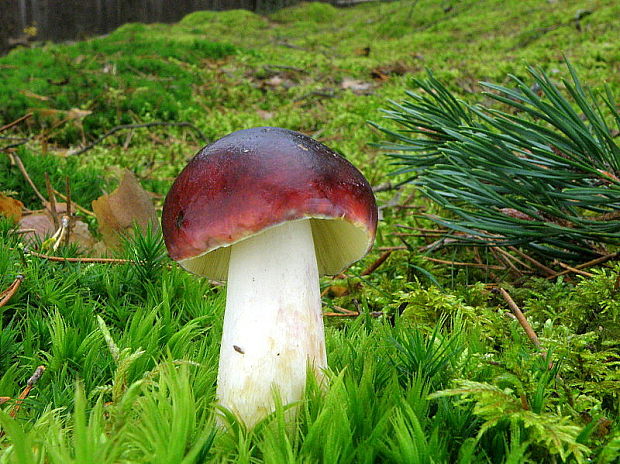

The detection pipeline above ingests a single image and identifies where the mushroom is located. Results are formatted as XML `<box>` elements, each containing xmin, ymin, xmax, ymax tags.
<box><xmin>161</xmin><ymin>127</ymin><xmax>377</xmax><ymax>427</ymax></box>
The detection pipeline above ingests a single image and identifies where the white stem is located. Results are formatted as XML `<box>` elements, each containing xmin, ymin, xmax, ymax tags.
<box><xmin>217</xmin><ymin>219</ymin><xmax>327</xmax><ymax>427</ymax></box>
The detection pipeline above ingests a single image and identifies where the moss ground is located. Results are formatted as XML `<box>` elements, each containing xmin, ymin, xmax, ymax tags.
<box><xmin>0</xmin><ymin>1</ymin><xmax>619</xmax><ymax>462</ymax></box>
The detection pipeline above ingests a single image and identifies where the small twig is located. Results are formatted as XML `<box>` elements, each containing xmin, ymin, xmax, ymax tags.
<box><xmin>546</xmin><ymin>252</ymin><xmax>619</xmax><ymax>280</ymax></box>
<box><xmin>361</xmin><ymin>250</ymin><xmax>393</xmax><ymax>276</ymax></box>
<box><xmin>332</xmin><ymin>305</ymin><xmax>358</xmax><ymax>315</ymax></box>
<box><xmin>0</xmin><ymin>275</ymin><xmax>24</xmax><ymax>308</ymax></box>
<box><xmin>26</xmin><ymin>249</ymin><xmax>132</xmax><ymax>264</ymax></box>
<box><xmin>498</xmin><ymin>288</ymin><xmax>541</xmax><ymax>348</ymax></box>
<box><xmin>378</xmin><ymin>246</ymin><xmax>408</xmax><ymax>251</ymax></box>
<box><xmin>0</xmin><ymin>113</ymin><xmax>32</xmax><ymax>134</ymax></box>
<box><xmin>9</xmin><ymin>153</ymin><xmax>47</xmax><ymax>204</ymax></box>
<box><xmin>9</xmin><ymin>366</ymin><xmax>46</xmax><ymax>418</ymax></box>
<box><xmin>423</xmin><ymin>256</ymin><xmax>505</xmax><ymax>270</ymax></box>
<box><xmin>494</xmin><ymin>247</ymin><xmax>533</xmax><ymax>271</ymax></box>
<box><xmin>44</xmin><ymin>173</ymin><xmax>59</xmax><ymax>228</ymax></box>
<box><xmin>69</xmin><ymin>122</ymin><xmax>208</xmax><ymax>156</ymax></box>
<box><xmin>64</xmin><ymin>176</ymin><xmax>73</xmax><ymax>247</ymax></box>
<box><xmin>323</xmin><ymin>311</ymin><xmax>383</xmax><ymax>318</ymax></box>
<box><xmin>394</xmin><ymin>232</ymin><xmax>446</xmax><ymax>238</ymax></box>
<box><xmin>52</xmin><ymin>188</ymin><xmax>95</xmax><ymax>217</ymax></box>
<box><xmin>508</xmin><ymin>246</ymin><xmax>556</xmax><ymax>277</ymax></box>
<box><xmin>490</xmin><ymin>247</ymin><xmax>523</xmax><ymax>277</ymax></box>
<box><xmin>554</xmin><ymin>261</ymin><xmax>595</xmax><ymax>278</ymax></box>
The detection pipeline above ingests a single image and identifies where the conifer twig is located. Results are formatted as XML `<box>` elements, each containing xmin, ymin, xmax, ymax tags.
<box><xmin>423</xmin><ymin>256</ymin><xmax>505</xmax><ymax>270</ymax></box>
<box><xmin>361</xmin><ymin>250</ymin><xmax>393</xmax><ymax>276</ymax></box>
<box><xmin>498</xmin><ymin>288</ymin><xmax>541</xmax><ymax>348</ymax></box>
<box><xmin>0</xmin><ymin>275</ymin><xmax>24</xmax><ymax>308</ymax></box>
<box><xmin>0</xmin><ymin>365</ymin><xmax>45</xmax><ymax>438</ymax></box>
<box><xmin>554</xmin><ymin>261</ymin><xmax>595</xmax><ymax>278</ymax></box>
<box><xmin>0</xmin><ymin>113</ymin><xmax>32</xmax><ymax>134</ymax></box>
<box><xmin>9</xmin><ymin>366</ymin><xmax>46</xmax><ymax>418</ymax></box>
<box><xmin>546</xmin><ymin>252</ymin><xmax>619</xmax><ymax>279</ymax></box>
<box><xmin>25</xmin><ymin>249</ymin><xmax>132</xmax><ymax>264</ymax></box>
<box><xmin>9</xmin><ymin>153</ymin><xmax>47</xmax><ymax>204</ymax></box>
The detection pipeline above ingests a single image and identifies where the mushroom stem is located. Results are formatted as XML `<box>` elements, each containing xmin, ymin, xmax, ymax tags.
<box><xmin>217</xmin><ymin>218</ymin><xmax>327</xmax><ymax>427</ymax></box>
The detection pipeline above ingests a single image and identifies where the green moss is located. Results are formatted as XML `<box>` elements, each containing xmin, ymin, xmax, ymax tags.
<box><xmin>270</xmin><ymin>2</ymin><xmax>338</xmax><ymax>23</ymax></box>
<box><xmin>0</xmin><ymin>1</ymin><xmax>619</xmax><ymax>461</ymax></box>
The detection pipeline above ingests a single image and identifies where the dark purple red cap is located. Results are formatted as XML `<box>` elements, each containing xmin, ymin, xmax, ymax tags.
<box><xmin>162</xmin><ymin>127</ymin><xmax>378</xmax><ymax>280</ymax></box>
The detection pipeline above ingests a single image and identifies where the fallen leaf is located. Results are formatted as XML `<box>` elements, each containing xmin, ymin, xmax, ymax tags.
<box><xmin>92</xmin><ymin>170</ymin><xmax>158</xmax><ymax>248</ymax></box>
<box><xmin>370</xmin><ymin>62</ymin><xmax>412</xmax><ymax>81</ymax></box>
<box><xmin>321</xmin><ymin>285</ymin><xmax>350</xmax><ymax>298</ymax></box>
<box><xmin>0</xmin><ymin>194</ymin><xmax>23</xmax><ymax>222</ymax></box>
<box><xmin>18</xmin><ymin>213</ymin><xmax>55</xmax><ymax>244</ymax></box>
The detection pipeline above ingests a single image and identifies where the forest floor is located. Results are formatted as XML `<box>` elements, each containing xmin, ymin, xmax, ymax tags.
<box><xmin>0</xmin><ymin>1</ymin><xmax>619</xmax><ymax>462</ymax></box>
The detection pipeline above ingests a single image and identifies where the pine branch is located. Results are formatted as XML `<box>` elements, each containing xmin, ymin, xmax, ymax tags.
<box><xmin>375</xmin><ymin>62</ymin><xmax>620</xmax><ymax>261</ymax></box>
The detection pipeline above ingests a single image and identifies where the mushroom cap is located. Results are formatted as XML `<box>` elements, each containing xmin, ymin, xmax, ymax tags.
<box><xmin>162</xmin><ymin>127</ymin><xmax>378</xmax><ymax>281</ymax></box>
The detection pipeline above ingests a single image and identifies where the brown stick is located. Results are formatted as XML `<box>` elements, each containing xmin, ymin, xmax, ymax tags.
<box><xmin>0</xmin><ymin>113</ymin><xmax>32</xmax><ymax>134</ymax></box>
<box><xmin>546</xmin><ymin>253</ymin><xmax>619</xmax><ymax>280</ymax></box>
<box><xmin>0</xmin><ymin>275</ymin><xmax>24</xmax><ymax>308</ymax></box>
<box><xmin>490</xmin><ymin>247</ymin><xmax>522</xmax><ymax>276</ymax></box>
<box><xmin>9</xmin><ymin>366</ymin><xmax>46</xmax><ymax>418</ymax></box>
<box><xmin>378</xmin><ymin>246</ymin><xmax>408</xmax><ymax>251</ymax></box>
<box><xmin>498</xmin><ymin>288</ymin><xmax>541</xmax><ymax>348</ymax></box>
<box><xmin>423</xmin><ymin>256</ymin><xmax>505</xmax><ymax>270</ymax></box>
<box><xmin>495</xmin><ymin>247</ymin><xmax>533</xmax><ymax>271</ymax></box>
<box><xmin>332</xmin><ymin>305</ymin><xmax>358</xmax><ymax>315</ymax></box>
<box><xmin>508</xmin><ymin>246</ymin><xmax>556</xmax><ymax>277</ymax></box>
<box><xmin>555</xmin><ymin>261</ymin><xmax>595</xmax><ymax>278</ymax></box>
<box><xmin>323</xmin><ymin>311</ymin><xmax>383</xmax><ymax>318</ymax></box>
<box><xmin>10</xmin><ymin>153</ymin><xmax>47</xmax><ymax>204</ymax></box>
<box><xmin>361</xmin><ymin>250</ymin><xmax>393</xmax><ymax>276</ymax></box>
<box><xmin>44</xmin><ymin>173</ymin><xmax>59</xmax><ymax>228</ymax></box>
<box><xmin>26</xmin><ymin>249</ymin><xmax>132</xmax><ymax>264</ymax></box>
<box><xmin>64</xmin><ymin>176</ymin><xmax>73</xmax><ymax>247</ymax></box>
<box><xmin>52</xmin><ymin>188</ymin><xmax>95</xmax><ymax>217</ymax></box>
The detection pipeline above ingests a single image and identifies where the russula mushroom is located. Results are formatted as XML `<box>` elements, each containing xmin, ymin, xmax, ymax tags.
<box><xmin>161</xmin><ymin>127</ymin><xmax>377</xmax><ymax>427</ymax></box>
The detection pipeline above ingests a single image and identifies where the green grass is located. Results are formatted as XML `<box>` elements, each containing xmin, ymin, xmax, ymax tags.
<box><xmin>1</xmin><ymin>0</ymin><xmax>619</xmax><ymax>462</ymax></box>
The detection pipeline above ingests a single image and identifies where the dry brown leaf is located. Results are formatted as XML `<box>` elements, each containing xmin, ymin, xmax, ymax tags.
<box><xmin>19</xmin><ymin>213</ymin><xmax>55</xmax><ymax>244</ymax></box>
<box><xmin>92</xmin><ymin>170</ymin><xmax>158</xmax><ymax>248</ymax></box>
<box><xmin>0</xmin><ymin>194</ymin><xmax>23</xmax><ymax>222</ymax></box>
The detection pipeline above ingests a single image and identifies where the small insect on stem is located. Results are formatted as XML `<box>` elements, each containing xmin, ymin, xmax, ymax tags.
<box><xmin>233</xmin><ymin>345</ymin><xmax>245</xmax><ymax>354</ymax></box>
